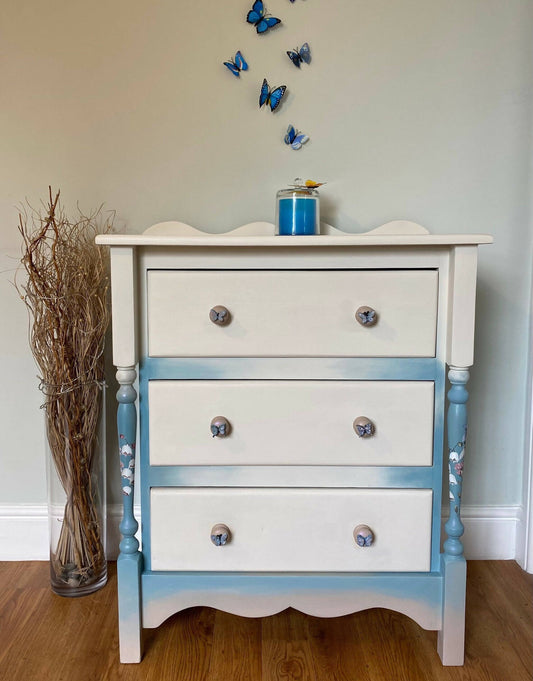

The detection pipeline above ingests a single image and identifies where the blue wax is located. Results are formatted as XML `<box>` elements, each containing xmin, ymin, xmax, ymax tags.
<box><xmin>278</xmin><ymin>196</ymin><xmax>318</xmax><ymax>235</ymax></box>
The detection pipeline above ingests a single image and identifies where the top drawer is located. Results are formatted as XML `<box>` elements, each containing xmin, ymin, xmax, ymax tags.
<box><xmin>146</xmin><ymin>270</ymin><xmax>438</xmax><ymax>358</ymax></box>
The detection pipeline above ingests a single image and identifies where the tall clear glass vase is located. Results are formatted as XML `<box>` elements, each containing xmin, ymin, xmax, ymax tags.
<box><xmin>46</xmin><ymin>383</ymin><xmax>107</xmax><ymax>597</ymax></box>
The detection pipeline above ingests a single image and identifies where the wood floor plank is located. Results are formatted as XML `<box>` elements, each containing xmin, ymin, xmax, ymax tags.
<box><xmin>206</xmin><ymin>609</ymin><xmax>262</xmax><ymax>681</ymax></box>
<box><xmin>262</xmin><ymin>609</ymin><xmax>318</xmax><ymax>681</ymax></box>
<box><xmin>140</xmin><ymin>607</ymin><xmax>216</xmax><ymax>681</ymax></box>
<box><xmin>306</xmin><ymin>611</ymin><xmax>375</xmax><ymax>681</ymax></box>
<box><xmin>0</xmin><ymin>561</ymin><xmax>531</xmax><ymax>681</ymax></box>
<box><xmin>366</xmin><ymin>609</ymin><xmax>432</xmax><ymax>681</ymax></box>
<box><xmin>459</xmin><ymin>561</ymin><xmax>533</xmax><ymax>681</ymax></box>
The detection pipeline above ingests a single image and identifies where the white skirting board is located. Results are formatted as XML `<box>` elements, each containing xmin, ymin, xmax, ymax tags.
<box><xmin>0</xmin><ymin>504</ymin><xmax>142</xmax><ymax>561</ymax></box>
<box><xmin>0</xmin><ymin>503</ymin><xmax>526</xmax><ymax>564</ymax></box>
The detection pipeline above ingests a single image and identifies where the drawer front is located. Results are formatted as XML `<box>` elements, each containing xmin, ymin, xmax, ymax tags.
<box><xmin>150</xmin><ymin>488</ymin><xmax>433</xmax><ymax>572</ymax></box>
<box><xmin>148</xmin><ymin>380</ymin><xmax>435</xmax><ymax>466</ymax></box>
<box><xmin>146</xmin><ymin>270</ymin><xmax>438</xmax><ymax>357</ymax></box>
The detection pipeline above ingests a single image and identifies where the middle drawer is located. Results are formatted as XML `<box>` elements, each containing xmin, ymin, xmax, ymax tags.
<box><xmin>148</xmin><ymin>380</ymin><xmax>435</xmax><ymax>466</ymax></box>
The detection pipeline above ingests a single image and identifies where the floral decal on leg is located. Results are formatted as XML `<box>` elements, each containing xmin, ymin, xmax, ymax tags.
<box><xmin>448</xmin><ymin>425</ymin><xmax>467</xmax><ymax>514</ymax></box>
<box><xmin>119</xmin><ymin>434</ymin><xmax>136</xmax><ymax>495</ymax></box>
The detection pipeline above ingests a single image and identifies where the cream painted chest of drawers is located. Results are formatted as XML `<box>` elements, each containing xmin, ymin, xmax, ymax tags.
<box><xmin>97</xmin><ymin>220</ymin><xmax>492</xmax><ymax>666</ymax></box>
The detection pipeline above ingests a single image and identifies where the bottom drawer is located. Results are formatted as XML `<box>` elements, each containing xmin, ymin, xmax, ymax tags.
<box><xmin>150</xmin><ymin>488</ymin><xmax>432</xmax><ymax>572</ymax></box>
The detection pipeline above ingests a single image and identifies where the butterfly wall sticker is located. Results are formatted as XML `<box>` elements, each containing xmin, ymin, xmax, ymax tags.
<box><xmin>259</xmin><ymin>78</ymin><xmax>287</xmax><ymax>112</ymax></box>
<box><xmin>223</xmin><ymin>51</ymin><xmax>248</xmax><ymax>77</ymax></box>
<box><xmin>287</xmin><ymin>42</ymin><xmax>311</xmax><ymax>68</ymax></box>
<box><xmin>247</xmin><ymin>1</ymin><xmax>281</xmax><ymax>34</ymax></box>
<box><xmin>284</xmin><ymin>124</ymin><xmax>309</xmax><ymax>150</ymax></box>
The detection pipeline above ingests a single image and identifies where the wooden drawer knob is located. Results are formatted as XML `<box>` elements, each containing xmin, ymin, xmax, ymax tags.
<box><xmin>211</xmin><ymin>523</ymin><xmax>231</xmax><ymax>546</ymax></box>
<box><xmin>353</xmin><ymin>416</ymin><xmax>375</xmax><ymax>438</ymax></box>
<box><xmin>210</xmin><ymin>416</ymin><xmax>231</xmax><ymax>438</ymax></box>
<box><xmin>355</xmin><ymin>306</ymin><xmax>378</xmax><ymax>326</ymax></box>
<box><xmin>209</xmin><ymin>305</ymin><xmax>231</xmax><ymax>325</ymax></box>
<box><xmin>353</xmin><ymin>524</ymin><xmax>374</xmax><ymax>547</ymax></box>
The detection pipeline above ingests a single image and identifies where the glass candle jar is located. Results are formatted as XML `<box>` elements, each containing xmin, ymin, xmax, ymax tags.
<box><xmin>275</xmin><ymin>187</ymin><xmax>320</xmax><ymax>235</ymax></box>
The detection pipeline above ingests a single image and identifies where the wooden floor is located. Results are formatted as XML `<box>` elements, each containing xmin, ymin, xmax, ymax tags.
<box><xmin>0</xmin><ymin>561</ymin><xmax>531</xmax><ymax>681</ymax></box>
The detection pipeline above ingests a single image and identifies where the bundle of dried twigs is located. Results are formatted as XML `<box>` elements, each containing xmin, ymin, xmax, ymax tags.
<box><xmin>17</xmin><ymin>187</ymin><xmax>112</xmax><ymax>589</ymax></box>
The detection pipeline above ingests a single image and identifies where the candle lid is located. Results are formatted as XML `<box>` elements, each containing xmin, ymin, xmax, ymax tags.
<box><xmin>278</xmin><ymin>178</ymin><xmax>326</xmax><ymax>198</ymax></box>
<box><xmin>289</xmin><ymin>178</ymin><xmax>326</xmax><ymax>190</ymax></box>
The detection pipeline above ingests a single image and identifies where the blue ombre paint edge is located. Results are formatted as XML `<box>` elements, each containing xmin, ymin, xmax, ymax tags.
<box><xmin>145</xmin><ymin>465</ymin><xmax>435</xmax><ymax>488</ymax></box>
<box><xmin>139</xmin><ymin>356</ymin><xmax>446</xmax><ymax>573</ymax></box>
<box><xmin>141</xmin><ymin>570</ymin><xmax>444</xmax><ymax>631</ymax></box>
<box><xmin>141</xmin><ymin>570</ymin><xmax>443</xmax><ymax>599</ymax></box>
<box><xmin>141</xmin><ymin>356</ymin><xmax>439</xmax><ymax>381</ymax></box>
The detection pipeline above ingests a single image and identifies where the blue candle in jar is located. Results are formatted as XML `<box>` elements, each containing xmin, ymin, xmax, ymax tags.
<box><xmin>276</xmin><ymin>190</ymin><xmax>319</xmax><ymax>235</ymax></box>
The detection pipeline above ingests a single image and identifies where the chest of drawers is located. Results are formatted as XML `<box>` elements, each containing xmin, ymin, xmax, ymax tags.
<box><xmin>97</xmin><ymin>220</ymin><xmax>492</xmax><ymax>666</ymax></box>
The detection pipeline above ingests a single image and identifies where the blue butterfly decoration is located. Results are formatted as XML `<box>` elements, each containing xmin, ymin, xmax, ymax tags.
<box><xmin>355</xmin><ymin>422</ymin><xmax>374</xmax><ymax>438</ymax></box>
<box><xmin>259</xmin><ymin>78</ymin><xmax>287</xmax><ymax>112</ymax></box>
<box><xmin>287</xmin><ymin>42</ymin><xmax>311</xmax><ymax>68</ymax></box>
<box><xmin>284</xmin><ymin>124</ymin><xmax>309</xmax><ymax>150</ymax></box>
<box><xmin>247</xmin><ymin>1</ymin><xmax>281</xmax><ymax>34</ymax></box>
<box><xmin>223</xmin><ymin>51</ymin><xmax>248</xmax><ymax>77</ymax></box>
<box><xmin>211</xmin><ymin>531</ymin><xmax>229</xmax><ymax>546</ymax></box>
<box><xmin>211</xmin><ymin>423</ymin><xmax>227</xmax><ymax>438</ymax></box>
<box><xmin>356</xmin><ymin>533</ymin><xmax>373</xmax><ymax>547</ymax></box>
<box><xmin>209</xmin><ymin>308</ymin><xmax>229</xmax><ymax>324</ymax></box>
<box><xmin>358</xmin><ymin>309</ymin><xmax>376</xmax><ymax>325</ymax></box>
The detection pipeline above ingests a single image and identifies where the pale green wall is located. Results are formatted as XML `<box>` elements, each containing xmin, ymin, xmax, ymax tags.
<box><xmin>1</xmin><ymin>0</ymin><xmax>532</xmax><ymax>507</ymax></box>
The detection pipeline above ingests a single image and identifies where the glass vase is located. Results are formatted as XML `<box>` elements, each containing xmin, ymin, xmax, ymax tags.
<box><xmin>46</xmin><ymin>383</ymin><xmax>107</xmax><ymax>597</ymax></box>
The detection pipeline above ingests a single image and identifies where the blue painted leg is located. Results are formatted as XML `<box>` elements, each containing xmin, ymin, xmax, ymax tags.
<box><xmin>116</xmin><ymin>367</ymin><xmax>143</xmax><ymax>663</ymax></box>
<box><xmin>438</xmin><ymin>366</ymin><xmax>469</xmax><ymax>665</ymax></box>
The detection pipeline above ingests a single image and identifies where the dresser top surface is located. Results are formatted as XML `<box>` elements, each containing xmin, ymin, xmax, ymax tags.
<box><xmin>96</xmin><ymin>220</ymin><xmax>493</xmax><ymax>247</ymax></box>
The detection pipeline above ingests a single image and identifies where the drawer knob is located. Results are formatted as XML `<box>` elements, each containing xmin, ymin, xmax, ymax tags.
<box><xmin>353</xmin><ymin>524</ymin><xmax>374</xmax><ymax>548</ymax></box>
<box><xmin>353</xmin><ymin>416</ymin><xmax>375</xmax><ymax>438</ymax></box>
<box><xmin>210</xmin><ymin>416</ymin><xmax>231</xmax><ymax>438</ymax></box>
<box><xmin>355</xmin><ymin>306</ymin><xmax>378</xmax><ymax>327</ymax></box>
<box><xmin>209</xmin><ymin>305</ymin><xmax>231</xmax><ymax>326</ymax></box>
<box><xmin>211</xmin><ymin>523</ymin><xmax>231</xmax><ymax>546</ymax></box>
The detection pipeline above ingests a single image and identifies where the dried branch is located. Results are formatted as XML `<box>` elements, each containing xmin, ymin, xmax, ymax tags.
<box><xmin>17</xmin><ymin>187</ymin><xmax>112</xmax><ymax>588</ymax></box>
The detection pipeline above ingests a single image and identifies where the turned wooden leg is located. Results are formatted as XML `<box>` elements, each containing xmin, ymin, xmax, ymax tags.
<box><xmin>116</xmin><ymin>367</ymin><xmax>143</xmax><ymax>663</ymax></box>
<box><xmin>438</xmin><ymin>366</ymin><xmax>469</xmax><ymax>666</ymax></box>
